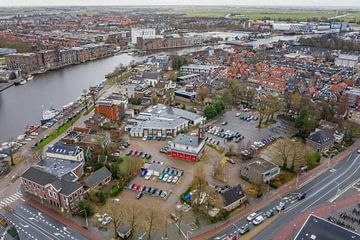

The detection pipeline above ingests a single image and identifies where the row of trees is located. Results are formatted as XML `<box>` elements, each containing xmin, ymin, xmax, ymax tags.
<box><xmin>257</xmin><ymin>95</ymin><xmax>283</xmax><ymax>128</ymax></box>
<box><xmin>220</xmin><ymin>79</ymin><xmax>256</xmax><ymax>107</ymax></box>
<box><xmin>92</xmin><ymin>198</ymin><xmax>173</xmax><ymax>240</ymax></box>
<box><xmin>299</xmin><ymin>34</ymin><xmax>360</xmax><ymax>52</ymax></box>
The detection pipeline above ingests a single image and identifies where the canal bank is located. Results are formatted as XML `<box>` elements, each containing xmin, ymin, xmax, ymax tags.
<box><xmin>0</xmin><ymin>34</ymin><xmax>312</xmax><ymax>143</ymax></box>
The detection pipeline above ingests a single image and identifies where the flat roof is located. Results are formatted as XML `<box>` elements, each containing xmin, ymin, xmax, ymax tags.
<box><xmin>295</xmin><ymin>214</ymin><xmax>360</xmax><ymax>240</ymax></box>
<box><xmin>244</xmin><ymin>157</ymin><xmax>279</xmax><ymax>174</ymax></box>
<box><xmin>36</xmin><ymin>157</ymin><xmax>82</xmax><ymax>179</ymax></box>
<box><xmin>173</xmin><ymin>134</ymin><xmax>203</xmax><ymax>148</ymax></box>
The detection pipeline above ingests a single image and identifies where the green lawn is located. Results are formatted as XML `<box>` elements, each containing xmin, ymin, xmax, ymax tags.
<box><xmin>158</xmin><ymin>7</ymin><xmax>360</xmax><ymax>22</ymax></box>
<box><xmin>34</xmin><ymin>114</ymin><xmax>81</xmax><ymax>150</ymax></box>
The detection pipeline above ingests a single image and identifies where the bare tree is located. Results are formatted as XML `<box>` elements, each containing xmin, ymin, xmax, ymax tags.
<box><xmin>99</xmin><ymin>201</ymin><xmax>125</xmax><ymax>238</ymax></box>
<box><xmin>192</xmin><ymin>163</ymin><xmax>208</xmax><ymax>192</ymax></box>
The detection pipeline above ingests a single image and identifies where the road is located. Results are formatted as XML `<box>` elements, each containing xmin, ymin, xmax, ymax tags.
<box><xmin>2</xmin><ymin>203</ymin><xmax>88</xmax><ymax>240</ymax></box>
<box><xmin>211</xmin><ymin>150</ymin><xmax>360</xmax><ymax>240</ymax></box>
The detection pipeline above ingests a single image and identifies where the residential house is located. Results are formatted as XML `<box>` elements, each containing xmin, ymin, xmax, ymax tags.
<box><xmin>220</xmin><ymin>184</ymin><xmax>246</xmax><ymax>211</ymax></box>
<box><xmin>84</xmin><ymin>166</ymin><xmax>112</xmax><ymax>190</ymax></box>
<box><xmin>21</xmin><ymin>166</ymin><xmax>84</xmax><ymax>210</ymax></box>
<box><xmin>306</xmin><ymin>129</ymin><xmax>335</xmax><ymax>152</ymax></box>
<box><xmin>240</xmin><ymin>157</ymin><xmax>280</xmax><ymax>183</ymax></box>
<box><xmin>46</xmin><ymin>142</ymin><xmax>84</xmax><ymax>162</ymax></box>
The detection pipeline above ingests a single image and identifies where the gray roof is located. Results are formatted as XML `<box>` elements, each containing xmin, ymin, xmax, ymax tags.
<box><xmin>173</xmin><ymin>134</ymin><xmax>203</xmax><ymax>148</ymax></box>
<box><xmin>36</xmin><ymin>157</ymin><xmax>83</xmax><ymax>180</ymax></box>
<box><xmin>142</xmin><ymin>72</ymin><xmax>160</xmax><ymax>80</ymax></box>
<box><xmin>84</xmin><ymin>166</ymin><xmax>112</xmax><ymax>188</ymax></box>
<box><xmin>147</xmin><ymin>163</ymin><xmax>166</xmax><ymax>173</ymax></box>
<box><xmin>243</xmin><ymin>157</ymin><xmax>279</xmax><ymax>174</ymax></box>
<box><xmin>295</xmin><ymin>214</ymin><xmax>360</xmax><ymax>240</ymax></box>
<box><xmin>47</xmin><ymin>142</ymin><xmax>82</xmax><ymax>156</ymax></box>
<box><xmin>22</xmin><ymin>166</ymin><xmax>82</xmax><ymax>196</ymax></box>
<box><xmin>307</xmin><ymin>129</ymin><xmax>334</xmax><ymax>144</ymax></box>
<box><xmin>221</xmin><ymin>184</ymin><xmax>246</xmax><ymax>206</ymax></box>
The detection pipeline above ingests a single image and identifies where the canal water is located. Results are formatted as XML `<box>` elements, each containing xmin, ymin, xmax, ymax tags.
<box><xmin>0</xmin><ymin>35</ymin><xmax>309</xmax><ymax>143</ymax></box>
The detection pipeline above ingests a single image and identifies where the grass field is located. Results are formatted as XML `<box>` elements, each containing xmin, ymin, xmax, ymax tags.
<box><xmin>159</xmin><ymin>7</ymin><xmax>360</xmax><ymax>22</ymax></box>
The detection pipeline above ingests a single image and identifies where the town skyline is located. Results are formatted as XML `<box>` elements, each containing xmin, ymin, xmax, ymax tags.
<box><xmin>1</xmin><ymin>0</ymin><xmax>360</xmax><ymax>7</ymax></box>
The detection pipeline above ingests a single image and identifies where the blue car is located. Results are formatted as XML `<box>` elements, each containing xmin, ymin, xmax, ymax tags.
<box><xmin>140</xmin><ymin>169</ymin><xmax>147</xmax><ymax>177</ymax></box>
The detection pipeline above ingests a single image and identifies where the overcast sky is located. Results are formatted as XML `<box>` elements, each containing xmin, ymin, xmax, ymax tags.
<box><xmin>0</xmin><ymin>0</ymin><xmax>359</xmax><ymax>7</ymax></box>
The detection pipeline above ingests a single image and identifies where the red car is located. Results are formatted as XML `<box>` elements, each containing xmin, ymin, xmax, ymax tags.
<box><xmin>133</xmin><ymin>183</ymin><xmax>140</xmax><ymax>191</ymax></box>
<box><xmin>132</xmin><ymin>150</ymin><xmax>137</xmax><ymax>156</ymax></box>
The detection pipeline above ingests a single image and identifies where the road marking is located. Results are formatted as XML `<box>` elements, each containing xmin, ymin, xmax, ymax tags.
<box><xmin>285</xmin><ymin>155</ymin><xmax>360</xmax><ymax>214</ymax></box>
<box><xmin>301</xmin><ymin>162</ymin><xmax>360</xmax><ymax>213</ymax></box>
<box><xmin>300</xmin><ymin>154</ymin><xmax>355</xmax><ymax>192</ymax></box>
<box><xmin>329</xmin><ymin>178</ymin><xmax>360</xmax><ymax>203</ymax></box>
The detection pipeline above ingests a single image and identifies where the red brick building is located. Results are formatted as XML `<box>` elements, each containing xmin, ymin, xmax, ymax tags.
<box><xmin>21</xmin><ymin>166</ymin><xmax>84</xmax><ymax>211</ymax></box>
<box><xmin>94</xmin><ymin>99</ymin><xmax>124</xmax><ymax>121</ymax></box>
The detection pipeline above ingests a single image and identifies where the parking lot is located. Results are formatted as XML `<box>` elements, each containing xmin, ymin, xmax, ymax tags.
<box><xmin>118</xmin><ymin>138</ymin><xmax>197</xmax><ymax>207</ymax></box>
<box><xmin>205</xmin><ymin>110</ymin><xmax>297</xmax><ymax>150</ymax></box>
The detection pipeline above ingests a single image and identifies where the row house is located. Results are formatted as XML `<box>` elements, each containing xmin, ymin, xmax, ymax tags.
<box><xmin>21</xmin><ymin>166</ymin><xmax>84</xmax><ymax>211</ymax></box>
<box><xmin>59</xmin><ymin>49</ymin><xmax>78</xmax><ymax>66</ymax></box>
<box><xmin>5</xmin><ymin>53</ymin><xmax>44</xmax><ymax>74</ymax></box>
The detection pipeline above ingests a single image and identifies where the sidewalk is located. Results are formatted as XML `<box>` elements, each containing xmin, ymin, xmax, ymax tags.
<box><xmin>190</xmin><ymin>139</ymin><xmax>360</xmax><ymax>240</ymax></box>
<box><xmin>273</xmin><ymin>192</ymin><xmax>360</xmax><ymax>240</ymax></box>
<box><xmin>27</xmin><ymin>199</ymin><xmax>101</xmax><ymax>240</ymax></box>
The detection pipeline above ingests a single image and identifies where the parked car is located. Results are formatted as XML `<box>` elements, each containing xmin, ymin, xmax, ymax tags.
<box><xmin>265</xmin><ymin>209</ymin><xmax>274</xmax><ymax>218</ymax></box>
<box><xmin>253</xmin><ymin>215</ymin><xmax>265</xmax><ymax>225</ymax></box>
<box><xmin>163</xmin><ymin>174</ymin><xmax>169</xmax><ymax>182</ymax></box>
<box><xmin>128</xmin><ymin>183</ymin><xmax>135</xmax><ymax>190</ymax></box>
<box><xmin>144</xmin><ymin>172</ymin><xmax>152</xmax><ymax>180</ymax></box>
<box><xmin>227</xmin><ymin>158</ymin><xmax>235</xmax><ymax>164</ymax></box>
<box><xmin>238</xmin><ymin>224</ymin><xmax>249</xmax><ymax>235</ymax></box>
<box><xmin>276</xmin><ymin>202</ymin><xmax>286</xmax><ymax>211</ymax></box>
<box><xmin>133</xmin><ymin>184</ymin><xmax>140</xmax><ymax>191</ymax></box>
<box><xmin>158</xmin><ymin>173</ymin><xmax>164</xmax><ymax>180</ymax></box>
<box><xmin>167</xmin><ymin>176</ymin><xmax>173</xmax><ymax>183</ymax></box>
<box><xmin>172</xmin><ymin>176</ymin><xmax>179</xmax><ymax>184</ymax></box>
<box><xmin>247</xmin><ymin>213</ymin><xmax>258</xmax><ymax>221</ymax></box>
<box><xmin>221</xmin><ymin>121</ymin><xmax>228</xmax><ymax>126</ymax></box>
<box><xmin>136</xmin><ymin>191</ymin><xmax>143</xmax><ymax>199</ymax></box>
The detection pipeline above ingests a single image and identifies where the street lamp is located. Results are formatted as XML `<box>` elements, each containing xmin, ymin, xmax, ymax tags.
<box><xmin>80</xmin><ymin>209</ymin><xmax>88</xmax><ymax>228</ymax></box>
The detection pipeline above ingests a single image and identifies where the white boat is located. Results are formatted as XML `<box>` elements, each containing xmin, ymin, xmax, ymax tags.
<box><xmin>41</xmin><ymin>106</ymin><xmax>58</xmax><ymax>125</ymax></box>
<box><xmin>19</xmin><ymin>79</ymin><xmax>27</xmax><ymax>85</ymax></box>
<box><xmin>27</xmin><ymin>76</ymin><xmax>34</xmax><ymax>81</ymax></box>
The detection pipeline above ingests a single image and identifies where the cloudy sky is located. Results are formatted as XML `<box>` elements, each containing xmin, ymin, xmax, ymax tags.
<box><xmin>0</xmin><ymin>0</ymin><xmax>359</xmax><ymax>7</ymax></box>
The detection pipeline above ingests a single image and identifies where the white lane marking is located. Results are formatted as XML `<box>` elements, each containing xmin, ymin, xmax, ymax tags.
<box><xmin>285</xmin><ymin>155</ymin><xmax>360</xmax><ymax>214</ymax></box>
<box><xmin>301</xmin><ymin>162</ymin><xmax>360</xmax><ymax>213</ymax></box>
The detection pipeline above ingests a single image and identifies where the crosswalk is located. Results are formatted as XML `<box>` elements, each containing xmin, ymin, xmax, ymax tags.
<box><xmin>0</xmin><ymin>192</ymin><xmax>24</xmax><ymax>209</ymax></box>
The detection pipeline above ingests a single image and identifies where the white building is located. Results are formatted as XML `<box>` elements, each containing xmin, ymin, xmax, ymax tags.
<box><xmin>46</xmin><ymin>142</ymin><xmax>84</xmax><ymax>162</ymax></box>
<box><xmin>168</xmin><ymin>134</ymin><xmax>205</xmax><ymax>162</ymax></box>
<box><xmin>180</xmin><ymin>64</ymin><xmax>221</xmax><ymax>75</ymax></box>
<box><xmin>335</xmin><ymin>54</ymin><xmax>359</xmax><ymax>68</ymax></box>
<box><xmin>131</xmin><ymin>28</ymin><xmax>156</xmax><ymax>44</ymax></box>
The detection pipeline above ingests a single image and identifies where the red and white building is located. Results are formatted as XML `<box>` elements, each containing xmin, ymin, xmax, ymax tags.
<box><xmin>167</xmin><ymin>134</ymin><xmax>205</xmax><ymax>162</ymax></box>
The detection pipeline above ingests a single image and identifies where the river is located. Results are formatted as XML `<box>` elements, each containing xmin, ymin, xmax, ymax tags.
<box><xmin>0</xmin><ymin>34</ymin><xmax>312</xmax><ymax>143</ymax></box>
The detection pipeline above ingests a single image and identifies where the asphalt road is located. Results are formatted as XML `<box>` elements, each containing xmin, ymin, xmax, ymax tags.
<box><xmin>211</xmin><ymin>151</ymin><xmax>360</xmax><ymax>240</ymax></box>
<box><xmin>2</xmin><ymin>203</ymin><xmax>88</xmax><ymax>240</ymax></box>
